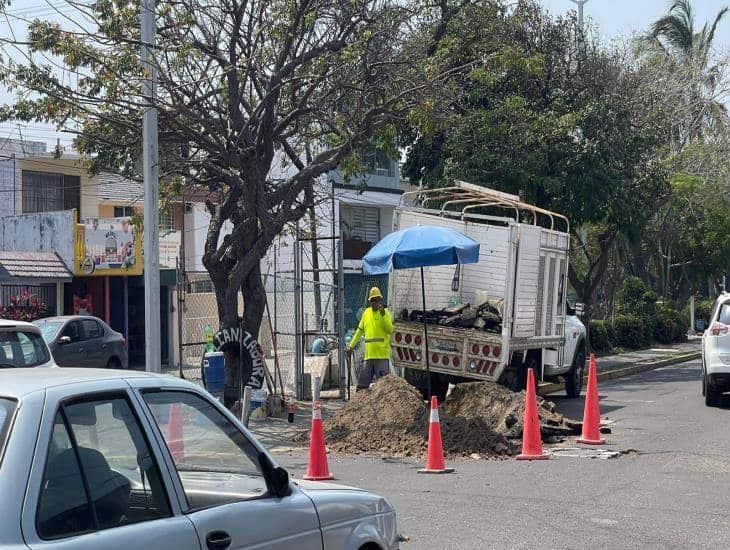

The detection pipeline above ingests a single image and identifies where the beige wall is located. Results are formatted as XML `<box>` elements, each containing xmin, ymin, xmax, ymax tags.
<box><xmin>18</xmin><ymin>157</ymin><xmax>99</xmax><ymax>219</ymax></box>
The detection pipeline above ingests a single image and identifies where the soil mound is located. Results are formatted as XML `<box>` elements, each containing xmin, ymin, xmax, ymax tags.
<box><xmin>320</xmin><ymin>375</ymin><xmax>516</xmax><ymax>458</ymax></box>
<box><xmin>444</xmin><ymin>381</ymin><xmax>581</xmax><ymax>439</ymax></box>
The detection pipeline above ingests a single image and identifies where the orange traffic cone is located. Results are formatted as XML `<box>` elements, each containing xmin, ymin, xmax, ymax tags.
<box><xmin>516</xmin><ymin>368</ymin><xmax>549</xmax><ymax>460</ymax></box>
<box><xmin>167</xmin><ymin>403</ymin><xmax>185</xmax><ymax>462</ymax></box>
<box><xmin>303</xmin><ymin>401</ymin><xmax>335</xmax><ymax>480</ymax></box>
<box><xmin>418</xmin><ymin>396</ymin><xmax>454</xmax><ymax>474</ymax></box>
<box><xmin>577</xmin><ymin>354</ymin><xmax>605</xmax><ymax>445</ymax></box>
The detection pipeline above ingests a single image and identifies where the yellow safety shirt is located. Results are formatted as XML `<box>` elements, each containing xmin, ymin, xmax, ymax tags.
<box><xmin>349</xmin><ymin>307</ymin><xmax>394</xmax><ymax>360</ymax></box>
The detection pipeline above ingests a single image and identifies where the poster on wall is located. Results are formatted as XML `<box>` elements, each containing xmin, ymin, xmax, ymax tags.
<box><xmin>78</xmin><ymin>217</ymin><xmax>141</xmax><ymax>276</ymax></box>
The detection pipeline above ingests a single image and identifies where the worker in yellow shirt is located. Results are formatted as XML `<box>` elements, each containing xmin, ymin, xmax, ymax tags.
<box><xmin>347</xmin><ymin>287</ymin><xmax>393</xmax><ymax>390</ymax></box>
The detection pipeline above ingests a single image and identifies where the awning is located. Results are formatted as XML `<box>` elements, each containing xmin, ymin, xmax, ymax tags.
<box><xmin>0</xmin><ymin>251</ymin><xmax>73</xmax><ymax>284</ymax></box>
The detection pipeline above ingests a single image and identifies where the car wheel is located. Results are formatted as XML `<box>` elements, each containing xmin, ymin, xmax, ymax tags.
<box><xmin>106</xmin><ymin>357</ymin><xmax>122</xmax><ymax>370</ymax></box>
<box><xmin>565</xmin><ymin>346</ymin><xmax>585</xmax><ymax>398</ymax></box>
<box><xmin>705</xmin><ymin>378</ymin><xmax>719</xmax><ymax>407</ymax></box>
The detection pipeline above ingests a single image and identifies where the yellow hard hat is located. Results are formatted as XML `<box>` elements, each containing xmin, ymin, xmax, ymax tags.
<box><xmin>368</xmin><ymin>287</ymin><xmax>383</xmax><ymax>301</ymax></box>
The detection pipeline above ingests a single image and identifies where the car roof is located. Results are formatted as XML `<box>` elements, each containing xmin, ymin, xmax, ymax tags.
<box><xmin>0</xmin><ymin>368</ymin><xmax>183</xmax><ymax>399</ymax></box>
<box><xmin>0</xmin><ymin>319</ymin><xmax>41</xmax><ymax>332</ymax></box>
<box><xmin>35</xmin><ymin>315</ymin><xmax>99</xmax><ymax>323</ymax></box>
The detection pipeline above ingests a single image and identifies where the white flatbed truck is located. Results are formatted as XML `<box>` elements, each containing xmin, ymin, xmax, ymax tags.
<box><xmin>388</xmin><ymin>181</ymin><xmax>587</xmax><ymax>400</ymax></box>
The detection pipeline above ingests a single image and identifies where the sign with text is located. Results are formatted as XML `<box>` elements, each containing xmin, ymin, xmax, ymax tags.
<box><xmin>214</xmin><ymin>326</ymin><xmax>266</xmax><ymax>389</ymax></box>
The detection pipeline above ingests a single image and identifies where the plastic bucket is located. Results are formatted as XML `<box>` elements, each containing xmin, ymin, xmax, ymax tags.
<box><xmin>203</xmin><ymin>352</ymin><xmax>225</xmax><ymax>393</ymax></box>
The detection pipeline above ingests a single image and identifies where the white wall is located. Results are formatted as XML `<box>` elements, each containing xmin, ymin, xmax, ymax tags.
<box><xmin>0</xmin><ymin>210</ymin><xmax>76</xmax><ymax>268</ymax></box>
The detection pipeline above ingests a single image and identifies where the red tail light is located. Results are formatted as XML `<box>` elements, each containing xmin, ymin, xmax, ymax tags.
<box><xmin>711</xmin><ymin>323</ymin><xmax>729</xmax><ymax>336</ymax></box>
<box><xmin>121</xmin><ymin>337</ymin><xmax>126</xmax><ymax>348</ymax></box>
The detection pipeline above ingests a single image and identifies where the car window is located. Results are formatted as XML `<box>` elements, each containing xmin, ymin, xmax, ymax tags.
<box><xmin>142</xmin><ymin>391</ymin><xmax>267</xmax><ymax>510</ymax></box>
<box><xmin>0</xmin><ymin>331</ymin><xmax>50</xmax><ymax>367</ymax></box>
<box><xmin>717</xmin><ymin>303</ymin><xmax>730</xmax><ymax>325</ymax></box>
<box><xmin>35</xmin><ymin>321</ymin><xmax>63</xmax><ymax>343</ymax></box>
<box><xmin>36</xmin><ymin>396</ymin><xmax>171</xmax><ymax>540</ymax></box>
<box><xmin>62</xmin><ymin>322</ymin><xmax>81</xmax><ymax>342</ymax></box>
<box><xmin>0</xmin><ymin>398</ymin><xmax>17</xmax><ymax>468</ymax></box>
<box><xmin>81</xmin><ymin>320</ymin><xmax>103</xmax><ymax>340</ymax></box>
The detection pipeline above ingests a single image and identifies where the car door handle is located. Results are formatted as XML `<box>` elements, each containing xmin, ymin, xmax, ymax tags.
<box><xmin>101</xmin><ymin>344</ymin><xmax>107</xmax><ymax>349</ymax></box>
<box><xmin>206</xmin><ymin>531</ymin><xmax>232</xmax><ymax>550</ymax></box>
<box><xmin>78</xmin><ymin>347</ymin><xmax>84</xmax><ymax>352</ymax></box>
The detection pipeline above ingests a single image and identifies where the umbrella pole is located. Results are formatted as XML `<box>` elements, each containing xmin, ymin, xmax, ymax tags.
<box><xmin>421</xmin><ymin>267</ymin><xmax>431</xmax><ymax>399</ymax></box>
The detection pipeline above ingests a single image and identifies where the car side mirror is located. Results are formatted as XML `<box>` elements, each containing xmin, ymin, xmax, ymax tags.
<box><xmin>258</xmin><ymin>451</ymin><xmax>291</xmax><ymax>498</ymax></box>
<box><xmin>59</xmin><ymin>336</ymin><xmax>72</xmax><ymax>345</ymax></box>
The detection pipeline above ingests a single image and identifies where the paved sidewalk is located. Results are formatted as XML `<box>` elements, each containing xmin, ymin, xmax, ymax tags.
<box><xmin>538</xmin><ymin>338</ymin><xmax>701</xmax><ymax>395</ymax></box>
<box><xmin>593</xmin><ymin>339</ymin><xmax>700</xmax><ymax>373</ymax></box>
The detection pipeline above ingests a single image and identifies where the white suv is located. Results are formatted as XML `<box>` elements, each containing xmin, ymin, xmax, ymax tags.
<box><xmin>701</xmin><ymin>294</ymin><xmax>730</xmax><ymax>406</ymax></box>
<box><xmin>0</xmin><ymin>319</ymin><xmax>57</xmax><ymax>369</ymax></box>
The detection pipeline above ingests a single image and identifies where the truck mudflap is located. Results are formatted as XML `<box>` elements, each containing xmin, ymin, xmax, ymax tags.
<box><xmin>391</xmin><ymin>321</ymin><xmax>505</xmax><ymax>381</ymax></box>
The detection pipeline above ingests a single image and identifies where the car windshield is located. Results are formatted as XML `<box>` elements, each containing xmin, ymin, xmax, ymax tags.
<box><xmin>0</xmin><ymin>330</ymin><xmax>51</xmax><ymax>367</ymax></box>
<box><xmin>33</xmin><ymin>320</ymin><xmax>63</xmax><ymax>343</ymax></box>
<box><xmin>0</xmin><ymin>398</ymin><xmax>17</xmax><ymax>467</ymax></box>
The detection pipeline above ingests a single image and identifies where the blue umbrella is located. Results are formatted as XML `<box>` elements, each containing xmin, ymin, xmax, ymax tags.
<box><xmin>362</xmin><ymin>225</ymin><xmax>480</xmax><ymax>398</ymax></box>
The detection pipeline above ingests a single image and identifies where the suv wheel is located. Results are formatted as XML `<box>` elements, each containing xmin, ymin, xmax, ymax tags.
<box><xmin>705</xmin><ymin>377</ymin><xmax>720</xmax><ymax>407</ymax></box>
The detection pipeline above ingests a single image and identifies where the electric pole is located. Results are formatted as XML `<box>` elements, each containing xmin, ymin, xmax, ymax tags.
<box><xmin>141</xmin><ymin>0</ymin><xmax>161</xmax><ymax>373</ymax></box>
<box><xmin>569</xmin><ymin>0</ymin><xmax>589</xmax><ymax>30</ymax></box>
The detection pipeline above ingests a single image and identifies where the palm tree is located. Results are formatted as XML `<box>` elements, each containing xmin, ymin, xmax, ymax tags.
<box><xmin>642</xmin><ymin>1</ymin><xmax>729</xmax><ymax>144</ymax></box>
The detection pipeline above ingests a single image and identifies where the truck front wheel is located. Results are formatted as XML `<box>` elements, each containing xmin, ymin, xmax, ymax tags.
<box><xmin>565</xmin><ymin>345</ymin><xmax>585</xmax><ymax>398</ymax></box>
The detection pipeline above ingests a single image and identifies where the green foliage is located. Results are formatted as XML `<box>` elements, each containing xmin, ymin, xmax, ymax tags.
<box><xmin>654</xmin><ymin>303</ymin><xmax>687</xmax><ymax>344</ymax></box>
<box><xmin>616</xmin><ymin>276</ymin><xmax>658</xmax><ymax>343</ymax></box>
<box><xmin>613</xmin><ymin>314</ymin><xmax>646</xmax><ymax>349</ymax></box>
<box><xmin>588</xmin><ymin>320</ymin><xmax>611</xmax><ymax>353</ymax></box>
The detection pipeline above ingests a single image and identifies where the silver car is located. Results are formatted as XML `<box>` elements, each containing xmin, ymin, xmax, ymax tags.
<box><xmin>34</xmin><ymin>315</ymin><xmax>127</xmax><ymax>369</ymax></box>
<box><xmin>702</xmin><ymin>293</ymin><xmax>730</xmax><ymax>406</ymax></box>
<box><xmin>0</xmin><ymin>369</ymin><xmax>400</xmax><ymax>549</ymax></box>
<box><xmin>0</xmin><ymin>319</ymin><xmax>57</xmax><ymax>368</ymax></box>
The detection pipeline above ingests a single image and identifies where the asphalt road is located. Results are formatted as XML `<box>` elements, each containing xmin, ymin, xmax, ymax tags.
<box><xmin>274</xmin><ymin>359</ymin><xmax>730</xmax><ymax>549</ymax></box>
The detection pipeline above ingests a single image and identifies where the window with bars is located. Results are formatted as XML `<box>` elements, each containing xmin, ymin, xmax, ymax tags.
<box><xmin>22</xmin><ymin>171</ymin><xmax>81</xmax><ymax>218</ymax></box>
<box><xmin>159</xmin><ymin>210</ymin><xmax>173</xmax><ymax>232</ymax></box>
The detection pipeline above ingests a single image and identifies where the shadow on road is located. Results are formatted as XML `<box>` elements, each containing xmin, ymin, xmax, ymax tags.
<box><xmin>549</xmin><ymin>363</ymin><xmax>703</xmax><ymax>419</ymax></box>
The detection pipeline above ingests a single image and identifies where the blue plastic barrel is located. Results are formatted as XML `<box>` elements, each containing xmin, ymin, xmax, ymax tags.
<box><xmin>203</xmin><ymin>351</ymin><xmax>225</xmax><ymax>393</ymax></box>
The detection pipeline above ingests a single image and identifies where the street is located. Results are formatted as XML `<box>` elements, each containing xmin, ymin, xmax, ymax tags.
<box><xmin>269</xmin><ymin>360</ymin><xmax>730</xmax><ymax>549</ymax></box>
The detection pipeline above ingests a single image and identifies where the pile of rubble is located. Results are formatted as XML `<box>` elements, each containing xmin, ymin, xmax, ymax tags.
<box><xmin>403</xmin><ymin>298</ymin><xmax>504</xmax><ymax>334</ymax></box>
<box><xmin>308</xmin><ymin>375</ymin><xmax>581</xmax><ymax>460</ymax></box>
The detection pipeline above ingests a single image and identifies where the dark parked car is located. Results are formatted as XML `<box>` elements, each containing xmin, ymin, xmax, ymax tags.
<box><xmin>34</xmin><ymin>316</ymin><xmax>127</xmax><ymax>369</ymax></box>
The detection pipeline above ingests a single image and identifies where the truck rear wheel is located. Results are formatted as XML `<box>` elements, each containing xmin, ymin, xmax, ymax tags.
<box><xmin>403</xmin><ymin>368</ymin><xmax>449</xmax><ymax>403</ymax></box>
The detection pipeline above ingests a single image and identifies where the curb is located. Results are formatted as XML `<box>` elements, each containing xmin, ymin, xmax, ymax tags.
<box><xmin>538</xmin><ymin>351</ymin><xmax>701</xmax><ymax>396</ymax></box>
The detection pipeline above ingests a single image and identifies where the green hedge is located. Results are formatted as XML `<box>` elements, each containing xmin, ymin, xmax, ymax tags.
<box><xmin>588</xmin><ymin>320</ymin><xmax>611</xmax><ymax>352</ymax></box>
<box><xmin>613</xmin><ymin>314</ymin><xmax>646</xmax><ymax>348</ymax></box>
<box><xmin>654</xmin><ymin>303</ymin><xmax>687</xmax><ymax>344</ymax></box>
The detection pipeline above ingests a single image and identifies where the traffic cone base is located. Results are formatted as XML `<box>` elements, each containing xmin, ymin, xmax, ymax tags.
<box><xmin>418</xmin><ymin>396</ymin><xmax>454</xmax><ymax>474</ymax></box>
<box><xmin>516</xmin><ymin>368</ymin><xmax>549</xmax><ymax>461</ymax></box>
<box><xmin>418</xmin><ymin>466</ymin><xmax>455</xmax><ymax>474</ymax></box>
<box><xmin>516</xmin><ymin>453</ymin><xmax>549</xmax><ymax>461</ymax></box>
<box><xmin>303</xmin><ymin>402</ymin><xmax>335</xmax><ymax>481</ymax></box>
<box><xmin>578</xmin><ymin>354</ymin><xmax>606</xmax><ymax>446</ymax></box>
<box><xmin>576</xmin><ymin>437</ymin><xmax>606</xmax><ymax>445</ymax></box>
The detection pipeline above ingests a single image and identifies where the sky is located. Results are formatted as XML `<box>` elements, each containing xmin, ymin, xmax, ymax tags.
<box><xmin>540</xmin><ymin>0</ymin><xmax>730</xmax><ymax>50</ymax></box>
<box><xmin>1</xmin><ymin>0</ymin><xmax>730</xmax><ymax>148</ymax></box>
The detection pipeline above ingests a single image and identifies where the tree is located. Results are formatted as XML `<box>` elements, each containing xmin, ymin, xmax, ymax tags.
<box><xmin>401</xmin><ymin>1</ymin><xmax>670</xmax><ymax>314</ymax></box>
<box><xmin>641</xmin><ymin>0</ymin><xmax>730</xmax><ymax>147</ymax></box>
<box><xmin>0</xmin><ymin>0</ymin><xmax>455</xmax><ymax>405</ymax></box>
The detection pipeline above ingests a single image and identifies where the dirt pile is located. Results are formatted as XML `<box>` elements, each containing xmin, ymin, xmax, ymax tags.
<box><xmin>319</xmin><ymin>375</ymin><xmax>516</xmax><ymax>459</ymax></box>
<box><xmin>444</xmin><ymin>381</ymin><xmax>581</xmax><ymax>440</ymax></box>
